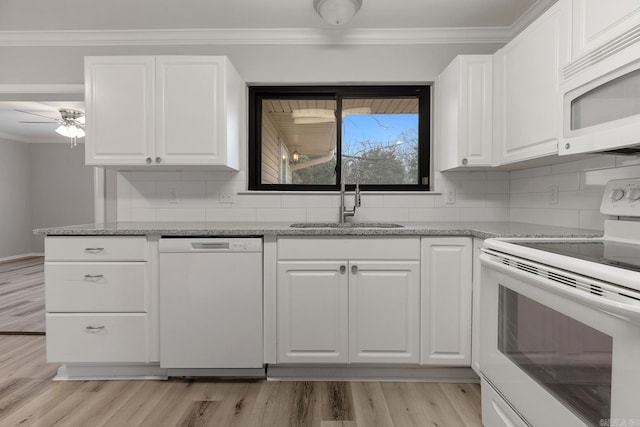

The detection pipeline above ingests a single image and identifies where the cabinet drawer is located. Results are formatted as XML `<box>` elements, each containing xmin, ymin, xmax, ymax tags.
<box><xmin>46</xmin><ymin>314</ymin><xmax>149</xmax><ymax>363</ymax></box>
<box><xmin>278</xmin><ymin>237</ymin><xmax>420</xmax><ymax>260</ymax></box>
<box><xmin>45</xmin><ymin>262</ymin><xmax>148</xmax><ymax>312</ymax></box>
<box><xmin>45</xmin><ymin>237</ymin><xmax>148</xmax><ymax>261</ymax></box>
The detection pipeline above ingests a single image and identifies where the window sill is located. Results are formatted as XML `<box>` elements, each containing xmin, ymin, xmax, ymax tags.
<box><xmin>238</xmin><ymin>190</ymin><xmax>443</xmax><ymax>196</ymax></box>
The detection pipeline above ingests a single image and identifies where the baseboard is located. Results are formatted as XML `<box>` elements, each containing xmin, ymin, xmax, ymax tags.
<box><xmin>0</xmin><ymin>252</ymin><xmax>44</xmax><ymax>263</ymax></box>
<box><xmin>53</xmin><ymin>363</ymin><xmax>169</xmax><ymax>381</ymax></box>
<box><xmin>266</xmin><ymin>365</ymin><xmax>480</xmax><ymax>383</ymax></box>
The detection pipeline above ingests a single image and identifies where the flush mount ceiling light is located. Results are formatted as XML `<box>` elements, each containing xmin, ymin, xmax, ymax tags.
<box><xmin>313</xmin><ymin>0</ymin><xmax>363</xmax><ymax>25</ymax></box>
<box><xmin>292</xmin><ymin>108</ymin><xmax>335</xmax><ymax>124</ymax></box>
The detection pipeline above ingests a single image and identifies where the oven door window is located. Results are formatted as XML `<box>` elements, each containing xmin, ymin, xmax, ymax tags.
<box><xmin>498</xmin><ymin>285</ymin><xmax>612</xmax><ymax>426</ymax></box>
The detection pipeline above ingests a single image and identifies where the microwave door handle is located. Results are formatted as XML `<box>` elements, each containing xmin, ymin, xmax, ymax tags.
<box><xmin>480</xmin><ymin>253</ymin><xmax>640</xmax><ymax>326</ymax></box>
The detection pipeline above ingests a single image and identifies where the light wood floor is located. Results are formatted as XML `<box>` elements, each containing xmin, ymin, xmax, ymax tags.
<box><xmin>0</xmin><ymin>335</ymin><xmax>482</xmax><ymax>426</ymax></box>
<box><xmin>0</xmin><ymin>257</ymin><xmax>45</xmax><ymax>334</ymax></box>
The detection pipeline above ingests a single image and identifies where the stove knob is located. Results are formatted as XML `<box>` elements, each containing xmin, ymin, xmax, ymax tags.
<box><xmin>628</xmin><ymin>188</ymin><xmax>640</xmax><ymax>202</ymax></box>
<box><xmin>610</xmin><ymin>188</ymin><xmax>626</xmax><ymax>201</ymax></box>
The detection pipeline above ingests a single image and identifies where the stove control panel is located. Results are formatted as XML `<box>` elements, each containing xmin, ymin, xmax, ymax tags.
<box><xmin>601</xmin><ymin>178</ymin><xmax>640</xmax><ymax>216</ymax></box>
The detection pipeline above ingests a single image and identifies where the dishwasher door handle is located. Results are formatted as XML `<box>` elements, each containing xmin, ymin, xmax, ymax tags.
<box><xmin>191</xmin><ymin>242</ymin><xmax>230</xmax><ymax>250</ymax></box>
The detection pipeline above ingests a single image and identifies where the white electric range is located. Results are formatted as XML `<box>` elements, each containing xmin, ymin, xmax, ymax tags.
<box><xmin>479</xmin><ymin>178</ymin><xmax>640</xmax><ymax>427</ymax></box>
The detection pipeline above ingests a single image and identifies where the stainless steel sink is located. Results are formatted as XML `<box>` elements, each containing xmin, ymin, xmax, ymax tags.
<box><xmin>290</xmin><ymin>222</ymin><xmax>404</xmax><ymax>229</ymax></box>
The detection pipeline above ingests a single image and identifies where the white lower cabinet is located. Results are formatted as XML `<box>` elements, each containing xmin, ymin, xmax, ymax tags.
<box><xmin>45</xmin><ymin>236</ymin><xmax>152</xmax><ymax>365</ymax></box>
<box><xmin>471</xmin><ymin>238</ymin><xmax>483</xmax><ymax>375</ymax></box>
<box><xmin>420</xmin><ymin>237</ymin><xmax>472</xmax><ymax>365</ymax></box>
<box><xmin>349</xmin><ymin>261</ymin><xmax>420</xmax><ymax>363</ymax></box>
<box><xmin>276</xmin><ymin>237</ymin><xmax>420</xmax><ymax>364</ymax></box>
<box><xmin>46</xmin><ymin>314</ymin><xmax>149</xmax><ymax>363</ymax></box>
<box><xmin>277</xmin><ymin>261</ymin><xmax>349</xmax><ymax>363</ymax></box>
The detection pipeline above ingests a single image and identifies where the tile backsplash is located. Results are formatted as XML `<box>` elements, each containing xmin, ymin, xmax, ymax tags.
<box><xmin>115</xmin><ymin>155</ymin><xmax>640</xmax><ymax>230</ymax></box>
<box><xmin>509</xmin><ymin>155</ymin><xmax>640</xmax><ymax>230</ymax></box>
<box><xmin>116</xmin><ymin>169</ymin><xmax>511</xmax><ymax>224</ymax></box>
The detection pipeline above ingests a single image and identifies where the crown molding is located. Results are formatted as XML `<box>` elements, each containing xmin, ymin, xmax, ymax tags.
<box><xmin>510</xmin><ymin>0</ymin><xmax>558</xmax><ymax>36</ymax></box>
<box><xmin>0</xmin><ymin>27</ymin><xmax>513</xmax><ymax>47</ymax></box>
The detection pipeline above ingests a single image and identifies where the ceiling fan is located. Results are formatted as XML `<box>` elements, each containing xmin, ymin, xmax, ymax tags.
<box><xmin>18</xmin><ymin>108</ymin><xmax>86</xmax><ymax>147</ymax></box>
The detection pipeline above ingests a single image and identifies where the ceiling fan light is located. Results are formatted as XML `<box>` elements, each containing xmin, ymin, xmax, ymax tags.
<box><xmin>56</xmin><ymin>124</ymin><xmax>85</xmax><ymax>139</ymax></box>
<box><xmin>313</xmin><ymin>0</ymin><xmax>362</xmax><ymax>25</ymax></box>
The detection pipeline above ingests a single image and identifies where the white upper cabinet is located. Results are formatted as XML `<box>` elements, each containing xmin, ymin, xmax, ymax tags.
<box><xmin>570</xmin><ymin>0</ymin><xmax>640</xmax><ymax>63</ymax></box>
<box><xmin>85</xmin><ymin>56</ymin><xmax>242</xmax><ymax>169</ymax></box>
<box><xmin>493</xmin><ymin>0</ymin><xmax>570</xmax><ymax>165</ymax></box>
<box><xmin>437</xmin><ymin>55</ymin><xmax>493</xmax><ymax>171</ymax></box>
<box><xmin>84</xmin><ymin>57</ymin><xmax>155</xmax><ymax>166</ymax></box>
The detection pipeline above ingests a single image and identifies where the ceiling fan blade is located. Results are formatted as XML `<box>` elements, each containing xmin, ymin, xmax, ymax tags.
<box><xmin>15</xmin><ymin>109</ymin><xmax>60</xmax><ymax>121</ymax></box>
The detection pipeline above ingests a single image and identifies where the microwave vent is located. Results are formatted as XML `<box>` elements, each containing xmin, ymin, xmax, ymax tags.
<box><xmin>601</xmin><ymin>147</ymin><xmax>640</xmax><ymax>156</ymax></box>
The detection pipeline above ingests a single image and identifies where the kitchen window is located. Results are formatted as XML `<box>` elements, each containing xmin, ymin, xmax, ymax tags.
<box><xmin>248</xmin><ymin>86</ymin><xmax>430</xmax><ymax>191</ymax></box>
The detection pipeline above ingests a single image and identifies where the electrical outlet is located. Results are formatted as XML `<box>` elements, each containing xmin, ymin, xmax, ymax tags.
<box><xmin>445</xmin><ymin>188</ymin><xmax>456</xmax><ymax>204</ymax></box>
<box><xmin>168</xmin><ymin>188</ymin><xmax>179</xmax><ymax>204</ymax></box>
<box><xmin>549</xmin><ymin>185</ymin><xmax>559</xmax><ymax>205</ymax></box>
<box><xmin>219</xmin><ymin>192</ymin><xmax>235</xmax><ymax>204</ymax></box>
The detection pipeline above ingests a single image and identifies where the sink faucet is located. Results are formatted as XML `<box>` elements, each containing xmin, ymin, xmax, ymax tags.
<box><xmin>340</xmin><ymin>159</ymin><xmax>362</xmax><ymax>223</ymax></box>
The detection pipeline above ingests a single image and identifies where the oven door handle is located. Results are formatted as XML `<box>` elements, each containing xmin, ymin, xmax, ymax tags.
<box><xmin>481</xmin><ymin>252</ymin><xmax>640</xmax><ymax>325</ymax></box>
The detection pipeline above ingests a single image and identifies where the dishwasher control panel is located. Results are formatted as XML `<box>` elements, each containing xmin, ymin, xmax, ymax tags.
<box><xmin>159</xmin><ymin>237</ymin><xmax>263</xmax><ymax>253</ymax></box>
<box><xmin>229</xmin><ymin>239</ymin><xmax>262</xmax><ymax>252</ymax></box>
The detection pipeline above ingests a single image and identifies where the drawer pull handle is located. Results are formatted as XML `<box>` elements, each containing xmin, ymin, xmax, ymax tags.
<box><xmin>83</xmin><ymin>274</ymin><xmax>104</xmax><ymax>280</ymax></box>
<box><xmin>84</xmin><ymin>248</ymin><xmax>105</xmax><ymax>253</ymax></box>
<box><xmin>85</xmin><ymin>325</ymin><xmax>105</xmax><ymax>332</ymax></box>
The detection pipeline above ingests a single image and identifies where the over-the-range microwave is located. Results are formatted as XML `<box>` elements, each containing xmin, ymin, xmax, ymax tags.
<box><xmin>559</xmin><ymin>41</ymin><xmax>640</xmax><ymax>156</ymax></box>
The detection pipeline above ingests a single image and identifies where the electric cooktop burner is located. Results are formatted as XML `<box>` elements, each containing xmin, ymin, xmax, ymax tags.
<box><xmin>512</xmin><ymin>241</ymin><xmax>640</xmax><ymax>273</ymax></box>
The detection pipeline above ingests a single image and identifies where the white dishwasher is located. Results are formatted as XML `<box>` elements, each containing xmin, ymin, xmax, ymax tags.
<box><xmin>159</xmin><ymin>237</ymin><xmax>263</xmax><ymax>371</ymax></box>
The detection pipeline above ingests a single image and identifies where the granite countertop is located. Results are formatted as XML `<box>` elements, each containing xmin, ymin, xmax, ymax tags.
<box><xmin>33</xmin><ymin>221</ymin><xmax>603</xmax><ymax>239</ymax></box>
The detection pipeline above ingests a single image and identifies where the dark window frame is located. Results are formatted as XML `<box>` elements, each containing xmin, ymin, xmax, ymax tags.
<box><xmin>248</xmin><ymin>85</ymin><xmax>430</xmax><ymax>191</ymax></box>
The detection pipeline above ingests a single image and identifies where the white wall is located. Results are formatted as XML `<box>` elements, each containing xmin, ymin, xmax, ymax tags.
<box><xmin>0</xmin><ymin>139</ymin><xmax>93</xmax><ymax>259</ymax></box>
<box><xmin>0</xmin><ymin>43</ymin><xmax>503</xmax><ymax>85</ymax></box>
<box><xmin>510</xmin><ymin>155</ymin><xmax>640</xmax><ymax>230</ymax></box>
<box><xmin>29</xmin><ymin>143</ymin><xmax>94</xmax><ymax>252</ymax></box>
<box><xmin>0</xmin><ymin>137</ymin><xmax>32</xmax><ymax>259</ymax></box>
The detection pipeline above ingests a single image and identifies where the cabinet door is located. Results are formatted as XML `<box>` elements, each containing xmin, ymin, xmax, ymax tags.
<box><xmin>438</xmin><ymin>55</ymin><xmax>493</xmax><ymax>171</ymax></box>
<box><xmin>349</xmin><ymin>261</ymin><xmax>420</xmax><ymax>364</ymax></box>
<box><xmin>571</xmin><ymin>0</ymin><xmax>640</xmax><ymax>61</ymax></box>
<box><xmin>421</xmin><ymin>237</ymin><xmax>472</xmax><ymax>365</ymax></box>
<box><xmin>156</xmin><ymin>56</ymin><xmax>234</xmax><ymax>166</ymax></box>
<box><xmin>277</xmin><ymin>261</ymin><xmax>349</xmax><ymax>363</ymax></box>
<box><xmin>471</xmin><ymin>238</ymin><xmax>483</xmax><ymax>375</ymax></box>
<box><xmin>84</xmin><ymin>56</ymin><xmax>155</xmax><ymax>165</ymax></box>
<box><xmin>493</xmin><ymin>1</ymin><xmax>570</xmax><ymax>165</ymax></box>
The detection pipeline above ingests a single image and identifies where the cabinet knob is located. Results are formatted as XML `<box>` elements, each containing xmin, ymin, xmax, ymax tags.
<box><xmin>340</xmin><ymin>265</ymin><xmax>346</xmax><ymax>274</ymax></box>
<box><xmin>146</xmin><ymin>157</ymin><xmax>152</xmax><ymax>164</ymax></box>
<box><xmin>155</xmin><ymin>157</ymin><xmax>162</xmax><ymax>163</ymax></box>
<box><xmin>85</xmin><ymin>325</ymin><xmax>105</xmax><ymax>332</ymax></box>
<box><xmin>83</xmin><ymin>274</ymin><xmax>104</xmax><ymax>280</ymax></box>
<box><xmin>461</xmin><ymin>158</ymin><xmax>468</xmax><ymax>166</ymax></box>
<box><xmin>351</xmin><ymin>265</ymin><xmax>358</xmax><ymax>274</ymax></box>
<box><xmin>565</xmin><ymin>143</ymin><xmax>571</xmax><ymax>150</ymax></box>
